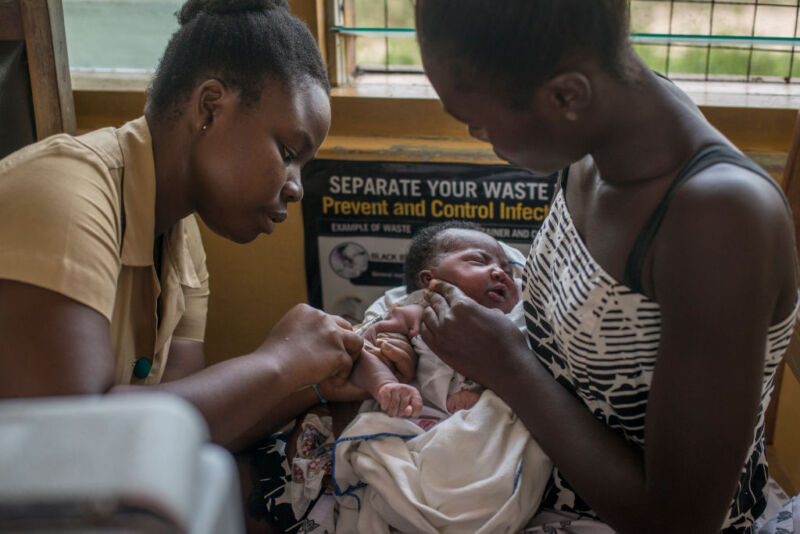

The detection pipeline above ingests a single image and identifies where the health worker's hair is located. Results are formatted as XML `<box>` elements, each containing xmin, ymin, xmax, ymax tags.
<box><xmin>147</xmin><ymin>0</ymin><xmax>329</xmax><ymax>122</ymax></box>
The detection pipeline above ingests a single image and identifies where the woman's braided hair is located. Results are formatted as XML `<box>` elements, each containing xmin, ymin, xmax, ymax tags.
<box><xmin>147</xmin><ymin>0</ymin><xmax>329</xmax><ymax>122</ymax></box>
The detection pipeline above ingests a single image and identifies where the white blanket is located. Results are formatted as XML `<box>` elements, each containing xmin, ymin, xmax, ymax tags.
<box><xmin>332</xmin><ymin>389</ymin><xmax>552</xmax><ymax>534</ymax></box>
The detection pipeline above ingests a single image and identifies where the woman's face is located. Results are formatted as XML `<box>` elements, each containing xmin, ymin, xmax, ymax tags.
<box><xmin>422</xmin><ymin>54</ymin><xmax>577</xmax><ymax>175</ymax></box>
<box><xmin>422</xmin><ymin>229</ymin><xmax>519</xmax><ymax>314</ymax></box>
<box><xmin>190</xmin><ymin>80</ymin><xmax>331</xmax><ymax>243</ymax></box>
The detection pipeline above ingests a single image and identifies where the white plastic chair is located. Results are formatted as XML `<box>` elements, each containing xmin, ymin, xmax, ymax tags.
<box><xmin>0</xmin><ymin>393</ymin><xmax>244</xmax><ymax>533</ymax></box>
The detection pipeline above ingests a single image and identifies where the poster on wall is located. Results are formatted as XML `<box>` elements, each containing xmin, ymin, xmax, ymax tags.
<box><xmin>301</xmin><ymin>159</ymin><xmax>558</xmax><ymax>322</ymax></box>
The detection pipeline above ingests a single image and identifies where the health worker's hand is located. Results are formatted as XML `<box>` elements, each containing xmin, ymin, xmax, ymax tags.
<box><xmin>420</xmin><ymin>279</ymin><xmax>528</xmax><ymax>391</ymax></box>
<box><xmin>258</xmin><ymin>304</ymin><xmax>362</xmax><ymax>390</ymax></box>
<box><xmin>316</xmin><ymin>375</ymin><xmax>370</xmax><ymax>403</ymax></box>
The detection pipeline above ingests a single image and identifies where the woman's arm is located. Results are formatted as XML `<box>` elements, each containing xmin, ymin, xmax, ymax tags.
<box><xmin>0</xmin><ymin>280</ymin><xmax>363</xmax><ymax>449</ymax></box>
<box><xmin>419</xmin><ymin>173</ymin><xmax>796</xmax><ymax>534</ymax></box>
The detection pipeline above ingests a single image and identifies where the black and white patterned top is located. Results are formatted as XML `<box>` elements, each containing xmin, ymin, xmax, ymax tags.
<box><xmin>522</xmin><ymin>149</ymin><xmax>798</xmax><ymax>533</ymax></box>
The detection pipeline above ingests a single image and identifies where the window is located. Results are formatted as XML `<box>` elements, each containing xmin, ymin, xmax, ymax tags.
<box><xmin>331</xmin><ymin>0</ymin><xmax>800</xmax><ymax>85</ymax></box>
<box><xmin>329</xmin><ymin>0</ymin><xmax>421</xmax><ymax>85</ymax></box>
<box><xmin>348</xmin><ymin>0</ymin><xmax>420</xmax><ymax>73</ymax></box>
<box><xmin>63</xmin><ymin>0</ymin><xmax>181</xmax><ymax>72</ymax></box>
<box><xmin>631</xmin><ymin>0</ymin><xmax>800</xmax><ymax>83</ymax></box>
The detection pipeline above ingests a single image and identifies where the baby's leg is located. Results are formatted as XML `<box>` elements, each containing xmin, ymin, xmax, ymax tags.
<box><xmin>377</xmin><ymin>382</ymin><xmax>423</xmax><ymax>417</ymax></box>
<box><xmin>446</xmin><ymin>390</ymin><xmax>481</xmax><ymax>413</ymax></box>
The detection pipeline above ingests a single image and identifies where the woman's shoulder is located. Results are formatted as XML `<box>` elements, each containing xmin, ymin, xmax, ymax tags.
<box><xmin>0</xmin><ymin>131</ymin><xmax>122</xmax><ymax>214</ymax></box>
<box><xmin>1</xmin><ymin>131</ymin><xmax>114</xmax><ymax>176</ymax></box>
<box><xmin>654</xmin><ymin>156</ymin><xmax>796</xmax><ymax>309</ymax></box>
<box><xmin>673</xmin><ymin>157</ymin><xmax>788</xmax><ymax>222</ymax></box>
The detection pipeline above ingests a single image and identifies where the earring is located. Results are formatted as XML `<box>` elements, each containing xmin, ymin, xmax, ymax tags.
<box><xmin>201</xmin><ymin>124</ymin><xmax>208</xmax><ymax>131</ymax></box>
<box><xmin>565</xmin><ymin>111</ymin><xmax>578</xmax><ymax>122</ymax></box>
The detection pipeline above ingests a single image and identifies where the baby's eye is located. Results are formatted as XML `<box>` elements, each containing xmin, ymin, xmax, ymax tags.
<box><xmin>281</xmin><ymin>145</ymin><xmax>297</xmax><ymax>164</ymax></box>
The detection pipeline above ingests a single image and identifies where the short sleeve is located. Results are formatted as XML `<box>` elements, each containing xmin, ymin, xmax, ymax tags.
<box><xmin>0</xmin><ymin>143</ymin><xmax>122</xmax><ymax>319</ymax></box>
<box><xmin>172</xmin><ymin>215</ymin><xmax>210</xmax><ymax>342</ymax></box>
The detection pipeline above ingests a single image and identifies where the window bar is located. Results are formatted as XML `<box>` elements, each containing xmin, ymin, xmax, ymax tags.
<box><xmin>383</xmin><ymin>0</ymin><xmax>389</xmax><ymax>72</ymax></box>
<box><xmin>705</xmin><ymin>0</ymin><xmax>716</xmax><ymax>82</ymax></box>
<box><xmin>327</xmin><ymin>0</ymin><xmax>347</xmax><ymax>86</ymax></box>
<box><xmin>789</xmin><ymin>2</ymin><xmax>800</xmax><ymax>82</ymax></box>
<box><xmin>333</xmin><ymin>27</ymin><xmax>800</xmax><ymax>47</ymax></box>
<box><xmin>746</xmin><ymin>0</ymin><xmax>759</xmax><ymax>82</ymax></box>
<box><xmin>331</xmin><ymin>26</ymin><xmax>416</xmax><ymax>37</ymax></box>
<box><xmin>665</xmin><ymin>0</ymin><xmax>675</xmax><ymax>78</ymax></box>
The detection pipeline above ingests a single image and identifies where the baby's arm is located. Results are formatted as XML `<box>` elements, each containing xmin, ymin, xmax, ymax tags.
<box><xmin>362</xmin><ymin>304</ymin><xmax>424</xmax><ymax>344</ymax></box>
<box><xmin>351</xmin><ymin>304</ymin><xmax>425</xmax><ymax>417</ymax></box>
<box><xmin>376</xmin><ymin>382</ymin><xmax>423</xmax><ymax>417</ymax></box>
<box><xmin>350</xmin><ymin>346</ymin><xmax>422</xmax><ymax>417</ymax></box>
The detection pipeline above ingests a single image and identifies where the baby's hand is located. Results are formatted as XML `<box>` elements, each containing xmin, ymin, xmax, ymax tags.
<box><xmin>377</xmin><ymin>382</ymin><xmax>423</xmax><ymax>418</ymax></box>
<box><xmin>446</xmin><ymin>390</ymin><xmax>481</xmax><ymax>413</ymax></box>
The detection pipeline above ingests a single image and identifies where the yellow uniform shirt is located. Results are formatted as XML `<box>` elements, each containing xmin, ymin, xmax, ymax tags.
<box><xmin>0</xmin><ymin>117</ymin><xmax>209</xmax><ymax>385</ymax></box>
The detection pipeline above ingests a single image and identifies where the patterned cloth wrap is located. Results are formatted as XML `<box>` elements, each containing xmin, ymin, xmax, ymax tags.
<box><xmin>291</xmin><ymin>413</ymin><xmax>336</xmax><ymax>520</ymax></box>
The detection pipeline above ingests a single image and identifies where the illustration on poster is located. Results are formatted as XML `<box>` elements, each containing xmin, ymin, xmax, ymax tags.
<box><xmin>329</xmin><ymin>242</ymin><xmax>369</xmax><ymax>279</ymax></box>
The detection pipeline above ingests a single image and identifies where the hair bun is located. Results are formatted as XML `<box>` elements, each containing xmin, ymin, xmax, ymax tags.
<box><xmin>178</xmin><ymin>0</ymin><xmax>288</xmax><ymax>25</ymax></box>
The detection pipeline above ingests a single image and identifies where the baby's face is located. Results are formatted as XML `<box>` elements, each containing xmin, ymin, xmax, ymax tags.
<box><xmin>427</xmin><ymin>229</ymin><xmax>520</xmax><ymax>313</ymax></box>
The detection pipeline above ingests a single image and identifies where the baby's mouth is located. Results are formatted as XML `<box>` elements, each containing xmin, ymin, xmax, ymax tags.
<box><xmin>487</xmin><ymin>286</ymin><xmax>507</xmax><ymax>301</ymax></box>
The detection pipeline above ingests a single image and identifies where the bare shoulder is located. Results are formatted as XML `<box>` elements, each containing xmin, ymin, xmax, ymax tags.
<box><xmin>668</xmin><ymin>162</ymin><xmax>791</xmax><ymax>235</ymax></box>
<box><xmin>654</xmin><ymin>161</ymin><xmax>797</xmax><ymax>320</ymax></box>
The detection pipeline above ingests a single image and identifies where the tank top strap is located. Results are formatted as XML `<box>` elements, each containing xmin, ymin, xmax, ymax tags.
<box><xmin>623</xmin><ymin>144</ymin><xmax>783</xmax><ymax>295</ymax></box>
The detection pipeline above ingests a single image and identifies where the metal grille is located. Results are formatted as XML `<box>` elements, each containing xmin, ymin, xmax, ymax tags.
<box><xmin>630</xmin><ymin>0</ymin><xmax>800</xmax><ymax>82</ymax></box>
<box><xmin>345</xmin><ymin>0</ymin><xmax>800</xmax><ymax>82</ymax></box>
<box><xmin>351</xmin><ymin>0</ymin><xmax>421</xmax><ymax>73</ymax></box>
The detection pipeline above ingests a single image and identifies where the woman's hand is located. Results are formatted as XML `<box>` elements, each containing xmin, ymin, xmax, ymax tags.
<box><xmin>258</xmin><ymin>304</ymin><xmax>363</xmax><ymax>390</ymax></box>
<box><xmin>373</xmin><ymin>333</ymin><xmax>418</xmax><ymax>383</ymax></box>
<box><xmin>420</xmin><ymin>279</ymin><xmax>528</xmax><ymax>390</ymax></box>
<box><xmin>314</xmin><ymin>329</ymin><xmax>418</xmax><ymax>403</ymax></box>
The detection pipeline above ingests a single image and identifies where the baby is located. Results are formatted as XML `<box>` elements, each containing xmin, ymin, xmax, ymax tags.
<box><xmin>350</xmin><ymin>220</ymin><xmax>520</xmax><ymax>418</ymax></box>
<box><xmin>289</xmin><ymin>222</ymin><xmax>547</xmax><ymax>532</ymax></box>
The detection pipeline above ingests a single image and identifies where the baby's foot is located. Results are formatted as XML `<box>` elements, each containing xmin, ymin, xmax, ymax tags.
<box><xmin>377</xmin><ymin>383</ymin><xmax>423</xmax><ymax>417</ymax></box>
<box><xmin>446</xmin><ymin>390</ymin><xmax>481</xmax><ymax>413</ymax></box>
